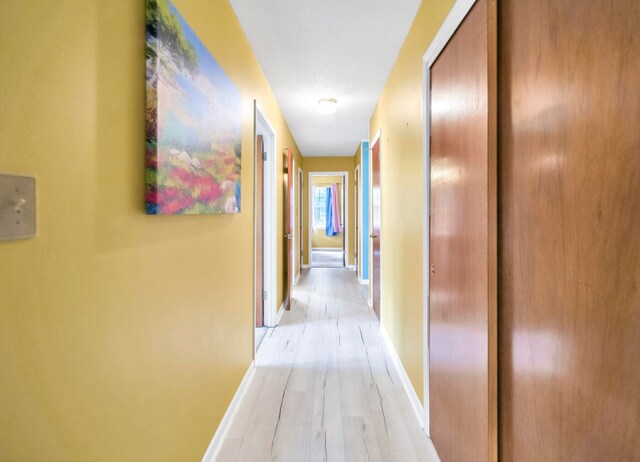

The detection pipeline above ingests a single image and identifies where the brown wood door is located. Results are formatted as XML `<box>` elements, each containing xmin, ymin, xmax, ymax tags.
<box><xmin>429</xmin><ymin>0</ymin><xmax>497</xmax><ymax>460</ymax></box>
<box><xmin>255</xmin><ymin>135</ymin><xmax>264</xmax><ymax>328</ymax></box>
<box><xmin>283</xmin><ymin>148</ymin><xmax>293</xmax><ymax>310</ymax></box>
<box><xmin>371</xmin><ymin>138</ymin><xmax>381</xmax><ymax>320</ymax></box>
<box><xmin>498</xmin><ymin>0</ymin><xmax>640</xmax><ymax>460</ymax></box>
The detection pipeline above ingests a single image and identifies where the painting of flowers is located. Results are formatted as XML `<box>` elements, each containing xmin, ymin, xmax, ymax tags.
<box><xmin>145</xmin><ymin>0</ymin><xmax>242</xmax><ymax>215</ymax></box>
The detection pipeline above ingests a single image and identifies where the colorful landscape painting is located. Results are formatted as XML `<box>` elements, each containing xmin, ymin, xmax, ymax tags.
<box><xmin>145</xmin><ymin>0</ymin><xmax>242</xmax><ymax>215</ymax></box>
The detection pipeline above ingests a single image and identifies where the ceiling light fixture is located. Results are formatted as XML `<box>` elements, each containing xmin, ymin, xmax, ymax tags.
<box><xmin>317</xmin><ymin>98</ymin><xmax>338</xmax><ymax>115</ymax></box>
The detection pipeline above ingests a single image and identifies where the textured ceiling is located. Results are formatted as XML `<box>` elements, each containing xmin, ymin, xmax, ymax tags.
<box><xmin>229</xmin><ymin>0</ymin><xmax>421</xmax><ymax>157</ymax></box>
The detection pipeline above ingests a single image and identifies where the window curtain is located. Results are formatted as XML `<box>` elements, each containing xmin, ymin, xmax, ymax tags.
<box><xmin>312</xmin><ymin>188</ymin><xmax>317</xmax><ymax>232</ymax></box>
<box><xmin>325</xmin><ymin>184</ymin><xmax>342</xmax><ymax>236</ymax></box>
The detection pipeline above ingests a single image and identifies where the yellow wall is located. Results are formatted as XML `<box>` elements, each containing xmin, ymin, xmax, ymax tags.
<box><xmin>302</xmin><ymin>157</ymin><xmax>355</xmax><ymax>266</ymax></box>
<box><xmin>0</xmin><ymin>1</ymin><xmax>300</xmax><ymax>460</ymax></box>
<box><xmin>311</xmin><ymin>176</ymin><xmax>344</xmax><ymax>249</ymax></box>
<box><xmin>369</xmin><ymin>0</ymin><xmax>455</xmax><ymax>403</ymax></box>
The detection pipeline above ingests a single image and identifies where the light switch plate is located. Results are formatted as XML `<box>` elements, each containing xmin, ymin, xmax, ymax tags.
<box><xmin>0</xmin><ymin>174</ymin><xmax>36</xmax><ymax>241</ymax></box>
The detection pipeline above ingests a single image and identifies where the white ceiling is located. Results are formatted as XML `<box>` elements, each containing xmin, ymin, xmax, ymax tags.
<box><xmin>229</xmin><ymin>0</ymin><xmax>421</xmax><ymax>157</ymax></box>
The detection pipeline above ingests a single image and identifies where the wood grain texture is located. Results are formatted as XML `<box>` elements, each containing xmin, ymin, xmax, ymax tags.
<box><xmin>498</xmin><ymin>0</ymin><xmax>640</xmax><ymax>460</ymax></box>
<box><xmin>371</xmin><ymin>139</ymin><xmax>381</xmax><ymax>320</ymax></box>
<box><xmin>218</xmin><ymin>268</ymin><xmax>436</xmax><ymax>462</ymax></box>
<box><xmin>429</xmin><ymin>0</ymin><xmax>497</xmax><ymax>460</ymax></box>
<box><xmin>256</xmin><ymin>134</ymin><xmax>264</xmax><ymax>328</ymax></box>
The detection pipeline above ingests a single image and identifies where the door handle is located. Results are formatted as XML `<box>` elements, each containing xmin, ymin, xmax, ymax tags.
<box><xmin>369</xmin><ymin>233</ymin><xmax>378</xmax><ymax>238</ymax></box>
<box><xmin>430</xmin><ymin>264</ymin><xmax>436</xmax><ymax>276</ymax></box>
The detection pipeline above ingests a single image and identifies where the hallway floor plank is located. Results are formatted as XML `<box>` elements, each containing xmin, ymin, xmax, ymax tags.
<box><xmin>218</xmin><ymin>268</ymin><xmax>439</xmax><ymax>462</ymax></box>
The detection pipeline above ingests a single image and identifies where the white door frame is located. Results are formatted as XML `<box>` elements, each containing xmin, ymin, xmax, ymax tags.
<box><xmin>421</xmin><ymin>0</ymin><xmax>478</xmax><ymax>435</ymax></box>
<box><xmin>296</xmin><ymin>167</ymin><xmax>304</xmax><ymax>283</ymax></box>
<box><xmin>254</xmin><ymin>101</ymin><xmax>279</xmax><ymax>330</ymax></box>
<box><xmin>354</xmin><ymin>164</ymin><xmax>360</xmax><ymax>275</ymax></box>
<box><xmin>369</xmin><ymin>130</ymin><xmax>381</xmax><ymax>310</ymax></box>
<box><xmin>308</xmin><ymin>171</ymin><xmax>349</xmax><ymax>268</ymax></box>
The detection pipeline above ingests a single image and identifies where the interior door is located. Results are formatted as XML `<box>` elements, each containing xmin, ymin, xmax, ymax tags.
<box><xmin>429</xmin><ymin>0</ymin><xmax>497</xmax><ymax>460</ymax></box>
<box><xmin>299</xmin><ymin>169</ymin><xmax>303</xmax><ymax>270</ymax></box>
<box><xmin>355</xmin><ymin>168</ymin><xmax>359</xmax><ymax>274</ymax></box>
<box><xmin>371</xmin><ymin>138</ymin><xmax>381</xmax><ymax>320</ymax></box>
<box><xmin>283</xmin><ymin>148</ymin><xmax>293</xmax><ymax>310</ymax></box>
<box><xmin>499</xmin><ymin>0</ymin><xmax>640</xmax><ymax>460</ymax></box>
<box><xmin>255</xmin><ymin>135</ymin><xmax>264</xmax><ymax>328</ymax></box>
<box><xmin>342</xmin><ymin>178</ymin><xmax>346</xmax><ymax>267</ymax></box>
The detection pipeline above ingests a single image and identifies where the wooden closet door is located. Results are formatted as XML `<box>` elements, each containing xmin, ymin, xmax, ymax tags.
<box><xmin>429</xmin><ymin>0</ymin><xmax>497</xmax><ymax>460</ymax></box>
<box><xmin>499</xmin><ymin>0</ymin><xmax>640</xmax><ymax>460</ymax></box>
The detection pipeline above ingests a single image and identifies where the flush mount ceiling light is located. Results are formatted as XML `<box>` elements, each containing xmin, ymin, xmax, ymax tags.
<box><xmin>317</xmin><ymin>98</ymin><xmax>338</xmax><ymax>115</ymax></box>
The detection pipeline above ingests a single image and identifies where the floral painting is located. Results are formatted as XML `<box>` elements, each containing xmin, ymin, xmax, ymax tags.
<box><xmin>145</xmin><ymin>0</ymin><xmax>242</xmax><ymax>215</ymax></box>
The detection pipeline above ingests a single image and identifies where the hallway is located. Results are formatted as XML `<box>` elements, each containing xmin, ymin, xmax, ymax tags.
<box><xmin>218</xmin><ymin>269</ymin><xmax>437</xmax><ymax>462</ymax></box>
<box><xmin>311</xmin><ymin>250</ymin><xmax>345</xmax><ymax>268</ymax></box>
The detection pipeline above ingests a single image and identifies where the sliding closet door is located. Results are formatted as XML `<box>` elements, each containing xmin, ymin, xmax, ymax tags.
<box><xmin>499</xmin><ymin>0</ymin><xmax>640</xmax><ymax>460</ymax></box>
<box><xmin>429</xmin><ymin>0</ymin><xmax>497</xmax><ymax>460</ymax></box>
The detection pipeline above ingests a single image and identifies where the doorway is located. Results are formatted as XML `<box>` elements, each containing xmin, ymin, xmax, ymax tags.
<box><xmin>308</xmin><ymin>171</ymin><xmax>348</xmax><ymax>269</ymax></box>
<box><xmin>297</xmin><ymin>167</ymin><xmax>304</xmax><ymax>285</ymax></box>
<box><xmin>354</xmin><ymin>165</ymin><xmax>359</xmax><ymax>275</ymax></box>
<box><xmin>371</xmin><ymin>133</ymin><xmax>381</xmax><ymax>320</ymax></box>
<box><xmin>282</xmin><ymin>148</ymin><xmax>293</xmax><ymax>311</ymax></box>
<box><xmin>254</xmin><ymin>101</ymin><xmax>278</xmax><ymax>352</ymax></box>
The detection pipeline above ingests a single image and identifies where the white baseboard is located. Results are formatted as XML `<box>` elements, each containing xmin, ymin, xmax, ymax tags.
<box><xmin>346</xmin><ymin>265</ymin><xmax>355</xmax><ymax>270</ymax></box>
<box><xmin>275</xmin><ymin>299</ymin><xmax>287</xmax><ymax>324</ymax></box>
<box><xmin>367</xmin><ymin>298</ymin><xmax>373</xmax><ymax>309</ymax></box>
<box><xmin>380</xmin><ymin>325</ymin><xmax>425</xmax><ymax>431</ymax></box>
<box><xmin>301</xmin><ymin>264</ymin><xmax>311</xmax><ymax>269</ymax></box>
<box><xmin>201</xmin><ymin>361</ymin><xmax>256</xmax><ymax>462</ymax></box>
<box><xmin>294</xmin><ymin>272</ymin><xmax>301</xmax><ymax>287</ymax></box>
<box><xmin>358</xmin><ymin>277</ymin><xmax>369</xmax><ymax>286</ymax></box>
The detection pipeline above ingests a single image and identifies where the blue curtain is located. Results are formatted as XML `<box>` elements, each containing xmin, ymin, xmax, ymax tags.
<box><xmin>325</xmin><ymin>187</ymin><xmax>337</xmax><ymax>236</ymax></box>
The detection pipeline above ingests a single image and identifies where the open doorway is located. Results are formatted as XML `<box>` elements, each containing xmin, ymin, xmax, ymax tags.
<box><xmin>296</xmin><ymin>167</ymin><xmax>304</xmax><ymax>285</ymax></box>
<box><xmin>308</xmin><ymin>171</ymin><xmax>348</xmax><ymax>268</ymax></box>
<box><xmin>254</xmin><ymin>101</ymin><xmax>277</xmax><ymax>353</ymax></box>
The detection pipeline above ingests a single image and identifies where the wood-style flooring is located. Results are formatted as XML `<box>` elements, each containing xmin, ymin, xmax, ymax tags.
<box><xmin>217</xmin><ymin>268</ymin><xmax>439</xmax><ymax>462</ymax></box>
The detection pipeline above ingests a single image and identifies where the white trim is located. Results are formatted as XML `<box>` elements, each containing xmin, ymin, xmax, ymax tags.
<box><xmin>297</xmin><ymin>166</ymin><xmax>304</xmax><ymax>281</ymax></box>
<box><xmin>423</xmin><ymin>0</ymin><xmax>476</xmax><ymax>68</ymax></box>
<box><xmin>367</xmin><ymin>298</ymin><xmax>373</xmax><ymax>310</ymax></box>
<box><xmin>371</xmin><ymin>129</ymin><xmax>381</xmax><ymax>150</ymax></box>
<box><xmin>358</xmin><ymin>277</ymin><xmax>369</xmax><ymax>286</ymax></box>
<box><xmin>254</xmin><ymin>102</ymin><xmax>279</xmax><ymax>329</ymax></box>
<box><xmin>308</xmin><ymin>171</ymin><xmax>349</xmax><ymax>269</ymax></box>
<box><xmin>290</xmin><ymin>157</ymin><xmax>296</xmax><ymax>296</ymax></box>
<box><xmin>301</xmin><ymin>264</ymin><xmax>311</xmax><ymax>269</ymax></box>
<box><xmin>201</xmin><ymin>361</ymin><xmax>256</xmax><ymax>462</ymax></box>
<box><xmin>380</xmin><ymin>326</ymin><xmax>425</xmax><ymax>431</ymax></box>
<box><xmin>354</xmin><ymin>163</ymin><xmax>360</xmax><ymax>277</ymax></box>
<box><xmin>294</xmin><ymin>272</ymin><xmax>301</xmax><ymax>287</ymax></box>
<box><xmin>346</xmin><ymin>265</ymin><xmax>356</xmax><ymax>271</ymax></box>
<box><xmin>421</xmin><ymin>0</ymin><xmax>478</xmax><ymax>437</ymax></box>
<box><xmin>275</xmin><ymin>299</ymin><xmax>287</xmax><ymax>324</ymax></box>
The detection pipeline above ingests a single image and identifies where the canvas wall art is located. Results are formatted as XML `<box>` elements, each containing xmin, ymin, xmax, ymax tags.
<box><xmin>145</xmin><ymin>0</ymin><xmax>242</xmax><ymax>215</ymax></box>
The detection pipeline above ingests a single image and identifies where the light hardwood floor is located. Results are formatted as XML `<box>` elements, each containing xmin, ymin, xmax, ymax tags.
<box><xmin>217</xmin><ymin>268</ymin><xmax>439</xmax><ymax>462</ymax></box>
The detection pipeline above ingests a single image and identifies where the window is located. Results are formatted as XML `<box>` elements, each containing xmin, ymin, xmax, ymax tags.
<box><xmin>313</xmin><ymin>187</ymin><xmax>327</xmax><ymax>228</ymax></box>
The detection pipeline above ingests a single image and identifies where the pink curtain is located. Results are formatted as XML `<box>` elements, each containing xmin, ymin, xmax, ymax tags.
<box><xmin>331</xmin><ymin>184</ymin><xmax>342</xmax><ymax>233</ymax></box>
